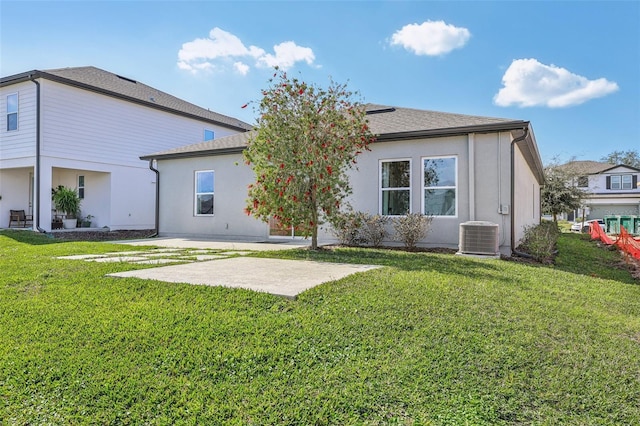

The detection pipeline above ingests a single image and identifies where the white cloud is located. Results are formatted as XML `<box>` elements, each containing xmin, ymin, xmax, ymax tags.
<box><xmin>494</xmin><ymin>58</ymin><xmax>619</xmax><ymax>108</ymax></box>
<box><xmin>257</xmin><ymin>41</ymin><xmax>315</xmax><ymax>69</ymax></box>
<box><xmin>177</xmin><ymin>27</ymin><xmax>315</xmax><ymax>75</ymax></box>
<box><xmin>233</xmin><ymin>61</ymin><xmax>250</xmax><ymax>76</ymax></box>
<box><xmin>390</xmin><ymin>20</ymin><xmax>471</xmax><ymax>56</ymax></box>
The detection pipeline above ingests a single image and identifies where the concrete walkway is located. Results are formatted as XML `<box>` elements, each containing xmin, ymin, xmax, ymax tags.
<box><xmin>94</xmin><ymin>237</ymin><xmax>381</xmax><ymax>298</ymax></box>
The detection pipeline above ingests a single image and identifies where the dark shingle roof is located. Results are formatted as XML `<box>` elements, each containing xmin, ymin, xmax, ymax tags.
<box><xmin>141</xmin><ymin>103</ymin><xmax>532</xmax><ymax>160</ymax></box>
<box><xmin>1</xmin><ymin>66</ymin><xmax>252</xmax><ymax>131</ymax></box>
<box><xmin>141</xmin><ymin>131</ymin><xmax>254</xmax><ymax>160</ymax></box>
<box><xmin>364</xmin><ymin>104</ymin><xmax>526</xmax><ymax>137</ymax></box>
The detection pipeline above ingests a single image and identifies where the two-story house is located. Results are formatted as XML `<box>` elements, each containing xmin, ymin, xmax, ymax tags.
<box><xmin>0</xmin><ymin>66</ymin><xmax>251</xmax><ymax>231</ymax></box>
<box><xmin>562</xmin><ymin>160</ymin><xmax>640</xmax><ymax>220</ymax></box>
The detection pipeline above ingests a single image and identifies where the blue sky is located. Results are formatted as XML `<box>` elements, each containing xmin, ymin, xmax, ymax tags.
<box><xmin>2</xmin><ymin>1</ymin><xmax>638</xmax><ymax>164</ymax></box>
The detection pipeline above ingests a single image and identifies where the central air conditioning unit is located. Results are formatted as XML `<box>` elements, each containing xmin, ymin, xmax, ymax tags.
<box><xmin>458</xmin><ymin>221</ymin><xmax>499</xmax><ymax>256</ymax></box>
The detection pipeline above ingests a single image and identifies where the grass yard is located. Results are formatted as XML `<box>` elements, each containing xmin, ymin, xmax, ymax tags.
<box><xmin>1</xmin><ymin>230</ymin><xmax>638</xmax><ymax>425</ymax></box>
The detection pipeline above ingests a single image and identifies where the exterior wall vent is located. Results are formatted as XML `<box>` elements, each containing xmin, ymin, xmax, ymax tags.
<box><xmin>458</xmin><ymin>221</ymin><xmax>499</xmax><ymax>256</ymax></box>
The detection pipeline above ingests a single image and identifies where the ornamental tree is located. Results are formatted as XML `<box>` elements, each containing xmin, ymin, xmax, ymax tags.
<box><xmin>541</xmin><ymin>163</ymin><xmax>586</xmax><ymax>222</ymax></box>
<box><xmin>243</xmin><ymin>69</ymin><xmax>375</xmax><ymax>250</ymax></box>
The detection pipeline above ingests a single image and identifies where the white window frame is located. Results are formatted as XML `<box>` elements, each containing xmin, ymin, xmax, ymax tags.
<box><xmin>78</xmin><ymin>175</ymin><xmax>85</xmax><ymax>199</ymax></box>
<box><xmin>204</xmin><ymin>129</ymin><xmax>215</xmax><ymax>141</ymax></box>
<box><xmin>379</xmin><ymin>158</ymin><xmax>412</xmax><ymax>216</ymax></box>
<box><xmin>610</xmin><ymin>175</ymin><xmax>621</xmax><ymax>190</ymax></box>
<box><xmin>621</xmin><ymin>175</ymin><xmax>632</xmax><ymax>190</ymax></box>
<box><xmin>421</xmin><ymin>155</ymin><xmax>458</xmax><ymax>218</ymax></box>
<box><xmin>194</xmin><ymin>170</ymin><xmax>215</xmax><ymax>216</ymax></box>
<box><xmin>6</xmin><ymin>93</ymin><xmax>18</xmax><ymax>132</ymax></box>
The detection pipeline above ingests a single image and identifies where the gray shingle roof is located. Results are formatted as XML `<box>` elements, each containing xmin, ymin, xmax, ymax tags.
<box><xmin>1</xmin><ymin>66</ymin><xmax>252</xmax><ymax>131</ymax></box>
<box><xmin>364</xmin><ymin>104</ymin><xmax>525</xmax><ymax>136</ymax></box>
<box><xmin>142</xmin><ymin>103</ymin><xmax>529</xmax><ymax>160</ymax></box>
<box><xmin>141</xmin><ymin>131</ymin><xmax>254</xmax><ymax>160</ymax></box>
<box><xmin>558</xmin><ymin>161</ymin><xmax>613</xmax><ymax>175</ymax></box>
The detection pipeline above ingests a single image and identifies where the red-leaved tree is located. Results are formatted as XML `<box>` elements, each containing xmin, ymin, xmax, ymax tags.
<box><xmin>243</xmin><ymin>69</ymin><xmax>375</xmax><ymax>249</ymax></box>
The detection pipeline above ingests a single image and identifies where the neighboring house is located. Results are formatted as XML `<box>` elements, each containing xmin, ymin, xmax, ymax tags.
<box><xmin>561</xmin><ymin>160</ymin><xmax>640</xmax><ymax>220</ymax></box>
<box><xmin>141</xmin><ymin>104</ymin><xmax>544</xmax><ymax>255</ymax></box>
<box><xmin>0</xmin><ymin>66</ymin><xmax>251</xmax><ymax>231</ymax></box>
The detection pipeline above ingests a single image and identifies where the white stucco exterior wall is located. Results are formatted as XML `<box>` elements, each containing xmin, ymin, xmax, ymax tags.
<box><xmin>154</xmin><ymin>129</ymin><xmax>541</xmax><ymax>254</ymax></box>
<box><xmin>156</xmin><ymin>154</ymin><xmax>269</xmax><ymax>239</ymax></box>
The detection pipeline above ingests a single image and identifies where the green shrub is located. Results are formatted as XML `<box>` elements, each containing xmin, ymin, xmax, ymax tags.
<box><xmin>517</xmin><ymin>221</ymin><xmax>560</xmax><ymax>263</ymax></box>
<box><xmin>392</xmin><ymin>213</ymin><xmax>433</xmax><ymax>250</ymax></box>
<box><xmin>361</xmin><ymin>214</ymin><xmax>389</xmax><ymax>247</ymax></box>
<box><xmin>330</xmin><ymin>209</ymin><xmax>367</xmax><ymax>246</ymax></box>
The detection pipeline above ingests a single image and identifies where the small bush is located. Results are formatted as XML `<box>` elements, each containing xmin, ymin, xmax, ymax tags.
<box><xmin>392</xmin><ymin>213</ymin><xmax>433</xmax><ymax>250</ymax></box>
<box><xmin>517</xmin><ymin>221</ymin><xmax>560</xmax><ymax>263</ymax></box>
<box><xmin>330</xmin><ymin>210</ymin><xmax>367</xmax><ymax>246</ymax></box>
<box><xmin>361</xmin><ymin>214</ymin><xmax>389</xmax><ymax>247</ymax></box>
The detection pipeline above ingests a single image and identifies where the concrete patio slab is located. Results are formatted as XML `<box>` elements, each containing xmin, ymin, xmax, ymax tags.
<box><xmin>108</xmin><ymin>257</ymin><xmax>381</xmax><ymax>298</ymax></box>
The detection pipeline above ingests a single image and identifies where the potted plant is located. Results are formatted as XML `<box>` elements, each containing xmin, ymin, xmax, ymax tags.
<box><xmin>80</xmin><ymin>214</ymin><xmax>94</xmax><ymax>228</ymax></box>
<box><xmin>52</xmin><ymin>186</ymin><xmax>81</xmax><ymax>229</ymax></box>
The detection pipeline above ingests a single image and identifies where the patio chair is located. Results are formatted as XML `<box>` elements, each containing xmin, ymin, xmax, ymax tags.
<box><xmin>9</xmin><ymin>210</ymin><xmax>33</xmax><ymax>228</ymax></box>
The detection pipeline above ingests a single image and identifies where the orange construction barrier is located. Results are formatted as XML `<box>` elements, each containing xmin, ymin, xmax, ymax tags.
<box><xmin>590</xmin><ymin>221</ymin><xmax>640</xmax><ymax>261</ymax></box>
<box><xmin>616</xmin><ymin>227</ymin><xmax>640</xmax><ymax>260</ymax></box>
<box><xmin>589</xmin><ymin>221</ymin><xmax>614</xmax><ymax>244</ymax></box>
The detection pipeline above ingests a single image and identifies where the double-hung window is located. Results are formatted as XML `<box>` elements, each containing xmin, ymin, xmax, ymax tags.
<box><xmin>609</xmin><ymin>175</ymin><xmax>634</xmax><ymax>190</ymax></box>
<box><xmin>422</xmin><ymin>156</ymin><xmax>457</xmax><ymax>216</ymax></box>
<box><xmin>195</xmin><ymin>170</ymin><xmax>214</xmax><ymax>215</ymax></box>
<box><xmin>610</xmin><ymin>175</ymin><xmax>621</xmax><ymax>190</ymax></box>
<box><xmin>380</xmin><ymin>160</ymin><xmax>411</xmax><ymax>215</ymax></box>
<box><xmin>577</xmin><ymin>176</ymin><xmax>588</xmax><ymax>187</ymax></box>
<box><xmin>78</xmin><ymin>175</ymin><xmax>85</xmax><ymax>199</ymax></box>
<box><xmin>6</xmin><ymin>93</ymin><xmax>18</xmax><ymax>131</ymax></box>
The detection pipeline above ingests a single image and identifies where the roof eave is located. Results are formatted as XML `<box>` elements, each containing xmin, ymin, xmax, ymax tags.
<box><xmin>0</xmin><ymin>70</ymin><xmax>44</xmax><ymax>86</ymax></box>
<box><xmin>374</xmin><ymin>121</ymin><xmax>529</xmax><ymax>142</ymax></box>
<box><xmin>141</xmin><ymin>146</ymin><xmax>246</xmax><ymax>161</ymax></box>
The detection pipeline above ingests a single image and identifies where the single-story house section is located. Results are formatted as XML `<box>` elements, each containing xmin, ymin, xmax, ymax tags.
<box><xmin>0</xmin><ymin>66</ymin><xmax>251</xmax><ymax>231</ymax></box>
<box><xmin>141</xmin><ymin>104</ymin><xmax>544</xmax><ymax>255</ymax></box>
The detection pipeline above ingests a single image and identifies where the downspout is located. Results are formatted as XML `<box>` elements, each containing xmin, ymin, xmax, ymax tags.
<box><xmin>148</xmin><ymin>159</ymin><xmax>159</xmax><ymax>237</ymax></box>
<box><xmin>510</xmin><ymin>126</ymin><xmax>529</xmax><ymax>256</ymax></box>
<box><xmin>29</xmin><ymin>75</ymin><xmax>46</xmax><ymax>233</ymax></box>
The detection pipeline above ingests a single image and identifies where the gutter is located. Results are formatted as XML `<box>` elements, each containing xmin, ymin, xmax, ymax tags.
<box><xmin>510</xmin><ymin>126</ymin><xmax>530</xmax><ymax>256</ymax></box>
<box><xmin>29</xmin><ymin>75</ymin><xmax>46</xmax><ymax>233</ymax></box>
<box><xmin>374</xmin><ymin>121</ymin><xmax>530</xmax><ymax>142</ymax></box>
<box><xmin>148</xmin><ymin>159</ymin><xmax>159</xmax><ymax>237</ymax></box>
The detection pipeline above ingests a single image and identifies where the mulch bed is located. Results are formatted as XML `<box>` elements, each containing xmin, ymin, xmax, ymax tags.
<box><xmin>50</xmin><ymin>229</ymin><xmax>157</xmax><ymax>241</ymax></box>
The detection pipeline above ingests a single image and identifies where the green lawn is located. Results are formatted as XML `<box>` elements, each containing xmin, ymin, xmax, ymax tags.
<box><xmin>1</xmin><ymin>230</ymin><xmax>638</xmax><ymax>425</ymax></box>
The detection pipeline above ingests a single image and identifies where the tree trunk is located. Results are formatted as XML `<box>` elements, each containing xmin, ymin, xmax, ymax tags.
<box><xmin>310</xmin><ymin>184</ymin><xmax>319</xmax><ymax>250</ymax></box>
